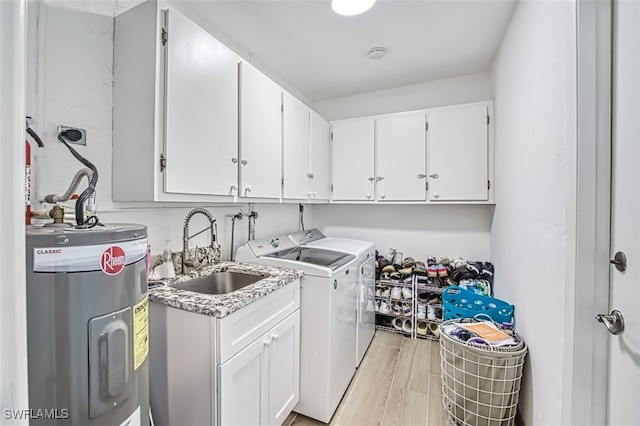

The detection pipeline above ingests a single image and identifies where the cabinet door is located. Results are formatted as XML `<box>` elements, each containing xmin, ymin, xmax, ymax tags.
<box><xmin>427</xmin><ymin>104</ymin><xmax>489</xmax><ymax>201</ymax></box>
<box><xmin>163</xmin><ymin>9</ymin><xmax>239</xmax><ymax>196</ymax></box>
<box><xmin>331</xmin><ymin>118</ymin><xmax>375</xmax><ymax>201</ymax></box>
<box><xmin>376</xmin><ymin>113</ymin><xmax>427</xmax><ymax>201</ymax></box>
<box><xmin>268</xmin><ymin>310</ymin><xmax>300</xmax><ymax>426</ymax></box>
<box><xmin>310</xmin><ymin>111</ymin><xmax>331</xmax><ymax>200</ymax></box>
<box><xmin>239</xmin><ymin>62</ymin><xmax>283</xmax><ymax>199</ymax></box>
<box><xmin>282</xmin><ymin>92</ymin><xmax>310</xmax><ymax>200</ymax></box>
<box><xmin>219</xmin><ymin>334</ymin><xmax>269</xmax><ymax>426</ymax></box>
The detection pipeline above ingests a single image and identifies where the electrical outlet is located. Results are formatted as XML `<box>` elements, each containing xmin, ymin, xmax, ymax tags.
<box><xmin>58</xmin><ymin>125</ymin><xmax>87</xmax><ymax>146</ymax></box>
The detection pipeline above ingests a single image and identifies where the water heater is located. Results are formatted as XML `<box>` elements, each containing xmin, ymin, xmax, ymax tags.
<box><xmin>25</xmin><ymin>224</ymin><xmax>149</xmax><ymax>426</ymax></box>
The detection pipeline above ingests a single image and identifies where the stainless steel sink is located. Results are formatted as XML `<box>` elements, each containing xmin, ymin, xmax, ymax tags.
<box><xmin>174</xmin><ymin>271</ymin><xmax>263</xmax><ymax>295</ymax></box>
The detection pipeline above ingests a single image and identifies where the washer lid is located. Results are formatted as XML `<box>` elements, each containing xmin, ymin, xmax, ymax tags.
<box><xmin>264</xmin><ymin>247</ymin><xmax>355</xmax><ymax>271</ymax></box>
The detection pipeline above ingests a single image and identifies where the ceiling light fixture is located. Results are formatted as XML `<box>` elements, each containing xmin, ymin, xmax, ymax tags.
<box><xmin>332</xmin><ymin>0</ymin><xmax>376</xmax><ymax>16</ymax></box>
<box><xmin>368</xmin><ymin>47</ymin><xmax>386</xmax><ymax>60</ymax></box>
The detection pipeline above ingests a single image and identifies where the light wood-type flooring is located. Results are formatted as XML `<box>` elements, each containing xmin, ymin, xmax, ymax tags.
<box><xmin>284</xmin><ymin>331</ymin><xmax>449</xmax><ymax>426</ymax></box>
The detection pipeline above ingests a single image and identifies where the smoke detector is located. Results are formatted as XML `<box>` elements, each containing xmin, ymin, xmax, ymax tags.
<box><xmin>368</xmin><ymin>47</ymin><xmax>387</xmax><ymax>60</ymax></box>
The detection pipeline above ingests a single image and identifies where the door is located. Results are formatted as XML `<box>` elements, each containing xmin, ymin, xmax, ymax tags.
<box><xmin>282</xmin><ymin>92</ymin><xmax>310</xmax><ymax>200</ymax></box>
<box><xmin>219</xmin><ymin>334</ymin><xmax>269</xmax><ymax>426</ymax></box>
<box><xmin>268</xmin><ymin>311</ymin><xmax>300</xmax><ymax>426</ymax></box>
<box><xmin>239</xmin><ymin>61</ymin><xmax>282</xmax><ymax>199</ymax></box>
<box><xmin>331</xmin><ymin>118</ymin><xmax>375</xmax><ymax>201</ymax></box>
<box><xmin>310</xmin><ymin>111</ymin><xmax>331</xmax><ymax>200</ymax></box>
<box><xmin>163</xmin><ymin>9</ymin><xmax>239</xmax><ymax>196</ymax></box>
<box><xmin>427</xmin><ymin>103</ymin><xmax>489</xmax><ymax>201</ymax></box>
<box><xmin>376</xmin><ymin>112</ymin><xmax>427</xmax><ymax>201</ymax></box>
<box><xmin>606</xmin><ymin>2</ymin><xmax>640</xmax><ymax>424</ymax></box>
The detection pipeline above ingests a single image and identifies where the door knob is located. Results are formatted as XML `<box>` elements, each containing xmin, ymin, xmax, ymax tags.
<box><xmin>596</xmin><ymin>310</ymin><xmax>625</xmax><ymax>335</ymax></box>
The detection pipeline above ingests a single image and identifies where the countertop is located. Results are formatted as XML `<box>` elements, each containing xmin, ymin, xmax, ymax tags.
<box><xmin>148</xmin><ymin>261</ymin><xmax>303</xmax><ymax>318</ymax></box>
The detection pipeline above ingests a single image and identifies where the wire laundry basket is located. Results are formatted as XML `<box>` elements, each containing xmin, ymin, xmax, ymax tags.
<box><xmin>439</xmin><ymin>320</ymin><xmax>527</xmax><ymax>426</ymax></box>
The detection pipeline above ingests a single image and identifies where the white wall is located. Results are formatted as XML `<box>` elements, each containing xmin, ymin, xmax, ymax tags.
<box><xmin>490</xmin><ymin>1</ymin><xmax>577</xmax><ymax>425</ymax></box>
<box><xmin>312</xmin><ymin>204</ymin><xmax>492</xmax><ymax>261</ymax></box>
<box><xmin>312</xmin><ymin>72</ymin><xmax>492</xmax><ymax>121</ymax></box>
<box><xmin>0</xmin><ymin>1</ymin><xmax>30</xmax><ymax>423</ymax></box>
<box><xmin>26</xmin><ymin>3</ymin><xmax>304</xmax><ymax>259</ymax></box>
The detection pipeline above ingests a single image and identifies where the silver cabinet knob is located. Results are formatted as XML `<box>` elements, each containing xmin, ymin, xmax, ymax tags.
<box><xmin>429</xmin><ymin>173</ymin><xmax>439</xmax><ymax>179</ymax></box>
<box><xmin>380</xmin><ymin>193</ymin><xmax>386</xmax><ymax>199</ymax></box>
<box><xmin>366</xmin><ymin>193</ymin><xmax>372</xmax><ymax>199</ymax></box>
<box><xmin>417</xmin><ymin>174</ymin><xmax>426</xmax><ymax>179</ymax></box>
<box><xmin>230</xmin><ymin>184</ymin><xmax>238</xmax><ymax>193</ymax></box>
<box><xmin>231</xmin><ymin>158</ymin><xmax>238</xmax><ymax>164</ymax></box>
<box><xmin>433</xmin><ymin>192</ymin><xmax>439</xmax><ymax>199</ymax></box>
<box><xmin>245</xmin><ymin>185</ymin><xmax>252</xmax><ymax>193</ymax></box>
<box><xmin>368</xmin><ymin>177</ymin><xmax>375</xmax><ymax>182</ymax></box>
<box><xmin>271</xmin><ymin>333</ymin><xmax>279</xmax><ymax>341</ymax></box>
<box><xmin>375</xmin><ymin>176</ymin><xmax>384</xmax><ymax>182</ymax></box>
<box><xmin>240</xmin><ymin>159</ymin><xmax>248</xmax><ymax>166</ymax></box>
<box><xmin>307</xmin><ymin>173</ymin><xmax>315</xmax><ymax>179</ymax></box>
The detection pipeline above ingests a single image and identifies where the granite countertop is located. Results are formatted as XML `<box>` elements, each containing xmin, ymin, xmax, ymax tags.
<box><xmin>148</xmin><ymin>262</ymin><xmax>303</xmax><ymax>318</ymax></box>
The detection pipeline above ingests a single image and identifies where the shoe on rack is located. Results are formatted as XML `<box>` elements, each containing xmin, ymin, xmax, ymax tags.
<box><xmin>402</xmin><ymin>303</ymin><xmax>412</xmax><ymax>317</ymax></box>
<box><xmin>451</xmin><ymin>257</ymin><xmax>467</xmax><ymax>269</ymax></box>
<box><xmin>392</xmin><ymin>252</ymin><xmax>404</xmax><ymax>269</ymax></box>
<box><xmin>416</xmin><ymin>303</ymin><xmax>426</xmax><ymax>320</ymax></box>
<box><xmin>392</xmin><ymin>317</ymin><xmax>404</xmax><ymax>331</ymax></box>
<box><xmin>426</xmin><ymin>256</ymin><xmax>437</xmax><ymax>266</ymax></box>
<box><xmin>374</xmin><ymin>300</ymin><xmax>380</xmax><ymax>312</ymax></box>
<box><xmin>428</xmin><ymin>265</ymin><xmax>439</xmax><ymax>277</ymax></box>
<box><xmin>390</xmin><ymin>272</ymin><xmax>401</xmax><ymax>282</ymax></box>
<box><xmin>402</xmin><ymin>318</ymin><xmax>413</xmax><ymax>334</ymax></box>
<box><xmin>402</xmin><ymin>257</ymin><xmax>416</xmax><ymax>268</ymax></box>
<box><xmin>381</xmin><ymin>287</ymin><xmax>391</xmax><ymax>298</ymax></box>
<box><xmin>401</xmin><ymin>287</ymin><xmax>412</xmax><ymax>300</ymax></box>
<box><xmin>428</xmin><ymin>322</ymin><xmax>440</xmax><ymax>338</ymax></box>
<box><xmin>379</xmin><ymin>301</ymin><xmax>391</xmax><ymax>315</ymax></box>
<box><xmin>390</xmin><ymin>286</ymin><xmax>402</xmax><ymax>300</ymax></box>
<box><xmin>392</xmin><ymin>302</ymin><xmax>402</xmax><ymax>316</ymax></box>
<box><xmin>384</xmin><ymin>248</ymin><xmax>397</xmax><ymax>263</ymax></box>
<box><xmin>427</xmin><ymin>304</ymin><xmax>436</xmax><ymax>321</ymax></box>
<box><xmin>437</xmin><ymin>256</ymin><xmax>450</xmax><ymax>266</ymax></box>
<box><xmin>382</xmin><ymin>264</ymin><xmax>396</xmax><ymax>273</ymax></box>
<box><xmin>413</xmin><ymin>261</ymin><xmax>428</xmax><ymax>276</ymax></box>
<box><xmin>367</xmin><ymin>300</ymin><xmax>375</xmax><ymax>312</ymax></box>
<box><xmin>417</xmin><ymin>292</ymin><xmax>429</xmax><ymax>304</ymax></box>
<box><xmin>416</xmin><ymin>321</ymin><xmax>428</xmax><ymax>336</ymax></box>
<box><xmin>437</xmin><ymin>264</ymin><xmax>448</xmax><ymax>277</ymax></box>
<box><xmin>398</xmin><ymin>266</ymin><xmax>413</xmax><ymax>275</ymax></box>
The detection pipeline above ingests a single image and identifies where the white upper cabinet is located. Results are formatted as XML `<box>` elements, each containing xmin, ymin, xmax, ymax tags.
<box><xmin>282</xmin><ymin>92</ymin><xmax>311</xmax><ymax>200</ymax></box>
<box><xmin>427</xmin><ymin>103</ymin><xmax>491</xmax><ymax>201</ymax></box>
<box><xmin>376</xmin><ymin>113</ymin><xmax>427</xmax><ymax>201</ymax></box>
<box><xmin>163</xmin><ymin>8</ymin><xmax>239</xmax><ymax>197</ymax></box>
<box><xmin>239</xmin><ymin>62</ymin><xmax>283</xmax><ymax>199</ymax></box>
<box><xmin>309</xmin><ymin>111</ymin><xmax>331</xmax><ymax>200</ymax></box>
<box><xmin>113</xmin><ymin>2</ymin><xmax>241</xmax><ymax>202</ymax></box>
<box><xmin>331</xmin><ymin>118</ymin><xmax>375</xmax><ymax>201</ymax></box>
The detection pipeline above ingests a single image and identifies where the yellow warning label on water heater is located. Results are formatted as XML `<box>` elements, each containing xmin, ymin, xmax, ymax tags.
<box><xmin>133</xmin><ymin>296</ymin><xmax>149</xmax><ymax>370</ymax></box>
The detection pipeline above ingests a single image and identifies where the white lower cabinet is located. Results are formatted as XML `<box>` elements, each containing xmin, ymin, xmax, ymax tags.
<box><xmin>219</xmin><ymin>310</ymin><xmax>300</xmax><ymax>426</ymax></box>
<box><xmin>148</xmin><ymin>281</ymin><xmax>300</xmax><ymax>426</ymax></box>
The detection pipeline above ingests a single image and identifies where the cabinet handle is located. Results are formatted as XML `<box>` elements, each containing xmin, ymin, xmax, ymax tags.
<box><xmin>366</xmin><ymin>193</ymin><xmax>372</xmax><ymax>199</ymax></box>
<box><xmin>230</xmin><ymin>184</ymin><xmax>237</xmax><ymax>193</ymax></box>
<box><xmin>380</xmin><ymin>193</ymin><xmax>386</xmax><ymax>199</ymax></box>
<box><xmin>245</xmin><ymin>185</ymin><xmax>252</xmax><ymax>193</ymax></box>
<box><xmin>263</xmin><ymin>339</ymin><xmax>271</xmax><ymax>347</ymax></box>
<box><xmin>271</xmin><ymin>333</ymin><xmax>279</xmax><ymax>341</ymax></box>
<box><xmin>433</xmin><ymin>192</ymin><xmax>439</xmax><ymax>199</ymax></box>
<box><xmin>368</xmin><ymin>177</ymin><xmax>375</xmax><ymax>182</ymax></box>
<box><xmin>429</xmin><ymin>173</ymin><xmax>439</xmax><ymax>179</ymax></box>
<box><xmin>375</xmin><ymin>176</ymin><xmax>384</xmax><ymax>182</ymax></box>
<box><xmin>241</xmin><ymin>159</ymin><xmax>248</xmax><ymax>166</ymax></box>
<box><xmin>307</xmin><ymin>173</ymin><xmax>315</xmax><ymax>179</ymax></box>
<box><xmin>417</xmin><ymin>174</ymin><xmax>426</xmax><ymax>179</ymax></box>
<box><xmin>231</xmin><ymin>158</ymin><xmax>238</xmax><ymax>164</ymax></box>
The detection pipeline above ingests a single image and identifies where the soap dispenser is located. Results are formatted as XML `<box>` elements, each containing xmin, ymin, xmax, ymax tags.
<box><xmin>163</xmin><ymin>241</ymin><xmax>176</xmax><ymax>279</ymax></box>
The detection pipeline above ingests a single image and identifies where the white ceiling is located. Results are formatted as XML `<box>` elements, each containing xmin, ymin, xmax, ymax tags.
<box><xmin>186</xmin><ymin>0</ymin><xmax>517</xmax><ymax>102</ymax></box>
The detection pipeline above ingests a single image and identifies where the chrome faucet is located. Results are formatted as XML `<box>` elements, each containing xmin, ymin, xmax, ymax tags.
<box><xmin>182</xmin><ymin>208</ymin><xmax>218</xmax><ymax>274</ymax></box>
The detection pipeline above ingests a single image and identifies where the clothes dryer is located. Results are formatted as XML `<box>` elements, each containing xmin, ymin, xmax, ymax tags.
<box><xmin>235</xmin><ymin>235</ymin><xmax>357</xmax><ymax>423</ymax></box>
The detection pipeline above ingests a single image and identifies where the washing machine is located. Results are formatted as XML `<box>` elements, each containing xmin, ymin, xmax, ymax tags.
<box><xmin>290</xmin><ymin>229</ymin><xmax>376</xmax><ymax>367</ymax></box>
<box><xmin>235</xmin><ymin>235</ymin><xmax>358</xmax><ymax>423</ymax></box>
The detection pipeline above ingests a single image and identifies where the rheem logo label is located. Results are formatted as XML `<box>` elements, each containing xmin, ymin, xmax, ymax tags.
<box><xmin>100</xmin><ymin>246</ymin><xmax>126</xmax><ymax>275</ymax></box>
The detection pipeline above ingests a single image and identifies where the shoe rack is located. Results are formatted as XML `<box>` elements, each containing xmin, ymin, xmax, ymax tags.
<box><xmin>374</xmin><ymin>276</ymin><xmax>444</xmax><ymax>340</ymax></box>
